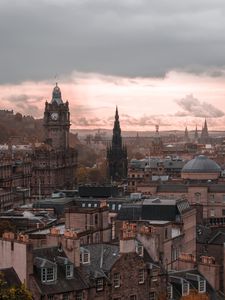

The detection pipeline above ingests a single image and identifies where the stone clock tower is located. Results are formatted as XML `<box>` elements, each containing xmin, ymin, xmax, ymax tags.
<box><xmin>31</xmin><ymin>84</ymin><xmax>78</xmax><ymax>198</ymax></box>
<box><xmin>43</xmin><ymin>83</ymin><xmax>70</xmax><ymax>149</ymax></box>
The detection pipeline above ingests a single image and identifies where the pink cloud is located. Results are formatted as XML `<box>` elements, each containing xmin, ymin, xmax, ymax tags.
<box><xmin>0</xmin><ymin>71</ymin><xmax>225</xmax><ymax>131</ymax></box>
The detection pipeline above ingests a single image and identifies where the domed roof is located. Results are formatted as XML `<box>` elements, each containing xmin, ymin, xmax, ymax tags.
<box><xmin>182</xmin><ymin>155</ymin><xmax>221</xmax><ymax>174</ymax></box>
<box><xmin>51</xmin><ymin>83</ymin><xmax>63</xmax><ymax>104</ymax></box>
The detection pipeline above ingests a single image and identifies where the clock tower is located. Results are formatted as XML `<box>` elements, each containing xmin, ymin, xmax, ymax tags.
<box><xmin>43</xmin><ymin>83</ymin><xmax>70</xmax><ymax>149</ymax></box>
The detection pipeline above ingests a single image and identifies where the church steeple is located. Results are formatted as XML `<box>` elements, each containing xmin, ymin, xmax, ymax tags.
<box><xmin>194</xmin><ymin>125</ymin><xmax>199</xmax><ymax>142</ymax></box>
<box><xmin>107</xmin><ymin>107</ymin><xmax>128</xmax><ymax>181</ymax></box>
<box><xmin>184</xmin><ymin>126</ymin><xmax>189</xmax><ymax>142</ymax></box>
<box><xmin>112</xmin><ymin>106</ymin><xmax>122</xmax><ymax>149</ymax></box>
<box><xmin>200</xmin><ymin>118</ymin><xmax>210</xmax><ymax>143</ymax></box>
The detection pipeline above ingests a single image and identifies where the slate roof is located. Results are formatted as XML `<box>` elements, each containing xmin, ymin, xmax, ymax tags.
<box><xmin>169</xmin><ymin>269</ymin><xmax>224</xmax><ymax>300</ymax></box>
<box><xmin>182</xmin><ymin>155</ymin><xmax>221</xmax><ymax>173</ymax></box>
<box><xmin>117</xmin><ymin>198</ymin><xmax>189</xmax><ymax>222</ymax></box>
<box><xmin>32</xmin><ymin>246</ymin><xmax>88</xmax><ymax>295</ymax></box>
<box><xmin>79</xmin><ymin>243</ymin><xmax>120</xmax><ymax>285</ymax></box>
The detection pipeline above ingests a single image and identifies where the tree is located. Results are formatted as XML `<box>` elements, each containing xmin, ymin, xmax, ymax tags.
<box><xmin>0</xmin><ymin>273</ymin><xmax>32</xmax><ymax>300</ymax></box>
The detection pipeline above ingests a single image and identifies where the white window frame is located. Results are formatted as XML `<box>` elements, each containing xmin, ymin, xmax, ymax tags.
<box><xmin>66</xmin><ymin>264</ymin><xmax>73</xmax><ymax>278</ymax></box>
<box><xmin>113</xmin><ymin>273</ymin><xmax>120</xmax><ymax>288</ymax></box>
<box><xmin>167</xmin><ymin>284</ymin><xmax>173</xmax><ymax>299</ymax></box>
<box><xmin>80</xmin><ymin>248</ymin><xmax>90</xmax><ymax>264</ymax></box>
<box><xmin>136</xmin><ymin>244</ymin><xmax>144</xmax><ymax>257</ymax></box>
<box><xmin>182</xmin><ymin>281</ymin><xmax>189</xmax><ymax>296</ymax></box>
<box><xmin>138</xmin><ymin>269</ymin><xmax>145</xmax><ymax>284</ymax></box>
<box><xmin>198</xmin><ymin>280</ymin><xmax>206</xmax><ymax>293</ymax></box>
<box><xmin>42</xmin><ymin>267</ymin><xmax>56</xmax><ymax>283</ymax></box>
<box><xmin>96</xmin><ymin>278</ymin><xmax>104</xmax><ymax>291</ymax></box>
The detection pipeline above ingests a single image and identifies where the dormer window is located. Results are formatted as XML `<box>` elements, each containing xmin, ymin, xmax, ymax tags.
<box><xmin>96</xmin><ymin>278</ymin><xmax>104</xmax><ymax>291</ymax></box>
<box><xmin>41</xmin><ymin>267</ymin><xmax>57</xmax><ymax>283</ymax></box>
<box><xmin>66</xmin><ymin>264</ymin><xmax>73</xmax><ymax>278</ymax></box>
<box><xmin>135</xmin><ymin>242</ymin><xmax>144</xmax><ymax>257</ymax></box>
<box><xmin>198</xmin><ymin>279</ymin><xmax>206</xmax><ymax>293</ymax></box>
<box><xmin>80</xmin><ymin>247</ymin><xmax>90</xmax><ymax>264</ymax></box>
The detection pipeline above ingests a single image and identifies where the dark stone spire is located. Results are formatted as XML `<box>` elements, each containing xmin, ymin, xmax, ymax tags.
<box><xmin>107</xmin><ymin>107</ymin><xmax>128</xmax><ymax>181</ymax></box>
<box><xmin>200</xmin><ymin>118</ymin><xmax>210</xmax><ymax>143</ymax></box>
<box><xmin>112</xmin><ymin>106</ymin><xmax>122</xmax><ymax>149</ymax></box>
<box><xmin>184</xmin><ymin>126</ymin><xmax>189</xmax><ymax>142</ymax></box>
<box><xmin>194</xmin><ymin>125</ymin><xmax>199</xmax><ymax>142</ymax></box>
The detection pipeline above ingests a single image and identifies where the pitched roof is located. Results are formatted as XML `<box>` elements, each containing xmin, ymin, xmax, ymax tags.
<box><xmin>32</xmin><ymin>246</ymin><xmax>88</xmax><ymax>295</ymax></box>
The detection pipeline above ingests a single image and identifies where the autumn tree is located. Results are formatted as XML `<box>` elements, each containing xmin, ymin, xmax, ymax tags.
<box><xmin>0</xmin><ymin>273</ymin><xmax>32</xmax><ymax>300</ymax></box>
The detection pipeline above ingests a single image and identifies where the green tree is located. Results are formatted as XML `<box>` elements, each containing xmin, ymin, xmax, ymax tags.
<box><xmin>0</xmin><ymin>273</ymin><xmax>32</xmax><ymax>300</ymax></box>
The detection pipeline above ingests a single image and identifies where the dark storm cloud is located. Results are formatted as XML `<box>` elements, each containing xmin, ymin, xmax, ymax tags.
<box><xmin>3</xmin><ymin>94</ymin><xmax>42</xmax><ymax>116</ymax></box>
<box><xmin>1</xmin><ymin>0</ymin><xmax>225</xmax><ymax>83</ymax></box>
<box><xmin>175</xmin><ymin>94</ymin><xmax>225</xmax><ymax>118</ymax></box>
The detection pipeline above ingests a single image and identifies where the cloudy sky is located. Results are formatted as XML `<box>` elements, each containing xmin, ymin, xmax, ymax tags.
<box><xmin>1</xmin><ymin>0</ymin><xmax>225</xmax><ymax>130</ymax></box>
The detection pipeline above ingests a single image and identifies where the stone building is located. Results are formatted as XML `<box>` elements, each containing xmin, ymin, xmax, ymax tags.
<box><xmin>107</xmin><ymin>107</ymin><xmax>128</xmax><ymax>182</ymax></box>
<box><xmin>135</xmin><ymin>155</ymin><xmax>225</xmax><ymax>221</ymax></box>
<box><xmin>0</xmin><ymin>153</ymin><xmax>32</xmax><ymax>211</ymax></box>
<box><xmin>31</xmin><ymin>84</ymin><xmax>78</xmax><ymax>198</ymax></box>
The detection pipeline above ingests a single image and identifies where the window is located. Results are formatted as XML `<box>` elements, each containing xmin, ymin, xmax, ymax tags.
<box><xmin>96</xmin><ymin>278</ymin><xmax>104</xmax><ymax>291</ymax></box>
<box><xmin>136</xmin><ymin>243</ymin><xmax>144</xmax><ymax>257</ymax></box>
<box><xmin>222</xmin><ymin>209</ymin><xmax>225</xmax><ymax>216</ymax></box>
<box><xmin>41</xmin><ymin>267</ymin><xmax>56</xmax><ymax>283</ymax></box>
<box><xmin>75</xmin><ymin>291</ymin><xmax>83</xmax><ymax>300</ymax></box>
<box><xmin>80</xmin><ymin>248</ymin><xmax>90</xmax><ymax>264</ymax></box>
<box><xmin>167</xmin><ymin>285</ymin><xmax>173</xmax><ymax>299</ymax></box>
<box><xmin>172</xmin><ymin>247</ymin><xmax>179</xmax><ymax>261</ymax></box>
<box><xmin>138</xmin><ymin>269</ymin><xmax>145</xmax><ymax>284</ymax></box>
<box><xmin>210</xmin><ymin>209</ymin><xmax>215</xmax><ymax>217</ymax></box>
<box><xmin>164</xmin><ymin>228</ymin><xmax>168</xmax><ymax>239</ymax></box>
<box><xmin>198</xmin><ymin>280</ymin><xmax>206</xmax><ymax>293</ymax></box>
<box><xmin>113</xmin><ymin>273</ymin><xmax>120</xmax><ymax>288</ymax></box>
<box><xmin>47</xmin><ymin>296</ymin><xmax>54</xmax><ymax>300</ymax></box>
<box><xmin>209</xmin><ymin>194</ymin><xmax>215</xmax><ymax>202</ymax></box>
<box><xmin>149</xmin><ymin>292</ymin><xmax>156</xmax><ymax>300</ymax></box>
<box><xmin>88</xmin><ymin>203</ymin><xmax>91</xmax><ymax>207</ymax></box>
<box><xmin>195</xmin><ymin>192</ymin><xmax>201</xmax><ymax>203</ymax></box>
<box><xmin>66</xmin><ymin>264</ymin><xmax>73</xmax><ymax>278</ymax></box>
<box><xmin>182</xmin><ymin>281</ymin><xmax>189</xmax><ymax>296</ymax></box>
<box><xmin>62</xmin><ymin>294</ymin><xmax>69</xmax><ymax>300</ymax></box>
<box><xmin>130</xmin><ymin>295</ymin><xmax>137</xmax><ymax>300</ymax></box>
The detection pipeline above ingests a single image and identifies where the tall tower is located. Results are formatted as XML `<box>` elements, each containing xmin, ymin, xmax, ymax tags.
<box><xmin>194</xmin><ymin>125</ymin><xmax>199</xmax><ymax>142</ymax></box>
<box><xmin>107</xmin><ymin>107</ymin><xmax>127</xmax><ymax>181</ymax></box>
<box><xmin>184</xmin><ymin>126</ymin><xmax>190</xmax><ymax>142</ymax></box>
<box><xmin>31</xmin><ymin>84</ymin><xmax>77</xmax><ymax>198</ymax></box>
<box><xmin>200</xmin><ymin>119</ymin><xmax>209</xmax><ymax>144</ymax></box>
<box><xmin>43</xmin><ymin>83</ymin><xmax>70</xmax><ymax>149</ymax></box>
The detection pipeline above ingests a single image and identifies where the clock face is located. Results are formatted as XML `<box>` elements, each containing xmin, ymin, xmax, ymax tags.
<box><xmin>51</xmin><ymin>112</ymin><xmax>59</xmax><ymax>120</ymax></box>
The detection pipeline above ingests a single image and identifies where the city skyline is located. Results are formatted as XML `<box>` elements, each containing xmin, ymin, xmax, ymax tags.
<box><xmin>1</xmin><ymin>1</ymin><xmax>225</xmax><ymax>130</ymax></box>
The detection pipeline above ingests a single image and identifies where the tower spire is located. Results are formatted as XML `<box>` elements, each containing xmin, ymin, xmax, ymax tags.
<box><xmin>107</xmin><ymin>106</ymin><xmax>127</xmax><ymax>181</ymax></box>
